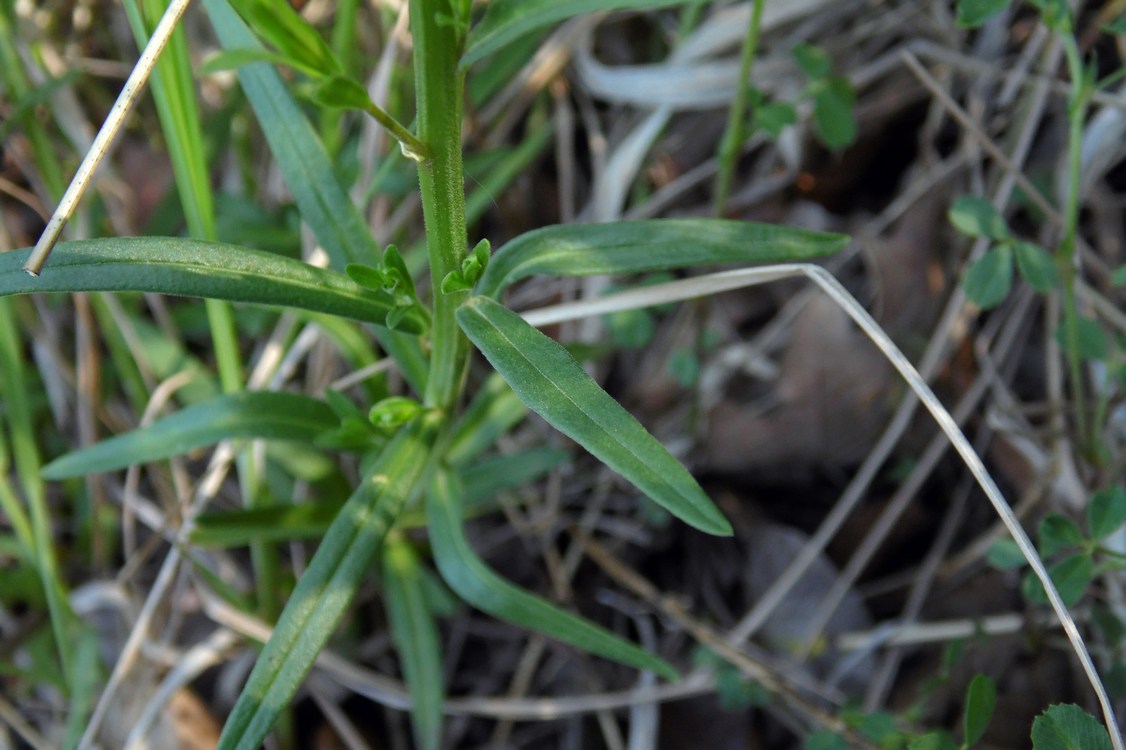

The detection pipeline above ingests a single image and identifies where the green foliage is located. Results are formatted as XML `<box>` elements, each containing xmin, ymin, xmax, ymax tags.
<box><xmin>457</xmin><ymin>296</ymin><xmax>732</xmax><ymax>535</ymax></box>
<box><xmin>462</xmin><ymin>0</ymin><xmax>692</xmax><ymax>67</ymax></box>
<box><xmin>1086</xmin><ymin>487</ymin><xmax>1126</xmax><ymax>541</ymax></box>
<box><xmin>948</xmin><ymin>197</ymin><xmax>1010</xmax><ymax>240</ymax></box>
<box><xmin>992</xmin><ymin>487</ymin><xmax>1126</xmax><ymax>610</ymax></box>
<box><xmin>749</xmin><ymin>87</ymin><xmax>798</xmax><ymax>137</ymax></box>
<box><xmin>693</xmin><ymin>648</ymin><xmax>770</xmax><ymax>710</ymax></box>
<box><xmin>1031</xmin><ymin>704</ymin><xmax>1114</xmax><ymax>750</ymax></box>
<box><xmin>805</xmin><ymin>731</ymin><xmax>850</xmax><ymax>750</ymax></box>
<box><xmin>426</xmin><ymin>471</ymin><xmax>677</xmax><ymax>678</ymax></box>
<box><xmin>41</xmin><ymin>392</ymin><xmax>337</xmax><ymax>479</ymax></box>
<box><xmin>1057</xmin><ymin>316</ymin><xmax>1107</xmax><ymax>361</ymax></box>
<box><xmin>215</xmin><ymin>419</ymin><xmax>436</xmax><ymax>750</ymax></box>
<box><xmin>963</xmin><ymin>674</ymin><xmax>997</xmax><ymax>747</ymax></box>
<box><xmin>962</xmin><ymin>246</ymin><xmax>1014</xmax><ymax>309</ymax></box>
<box><xmin>384</xmin><ymin>537</ymin><xmax>444</xmax><ymax>750</ymax></box>
<box><xmin>948</xmin><ymin>195</ymin><xmax>1060</xmax><ymax>308</ymax></box>
<box><xmin>0</xmin><ymin>239</ymin><xmax>426</xmax><ymax>332</ymax></box>
<box><xmin>14</xmin><ymin>0</ymin><xmax>896</xmax><ymax>746</ymax></box>
<box><xmin>477</xmin><ymin>219</ymin><xmax>849</xmax><ymax>297</ymax></box>
<box><xmin>955</xmin><ymin>0</ymin><xmax>1012</xmax><ymax>28</ymax></box>
<box><xmin>791</xmin><ymin>42</ymin><xmax>857</xmax><ymax>149</ymax></box>
<box><xmin>910</xmin><ymin>732</ymin><xmax>960</xmax><ymax>750</ymax></box>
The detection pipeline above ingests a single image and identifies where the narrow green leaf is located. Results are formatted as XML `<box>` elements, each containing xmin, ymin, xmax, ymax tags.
<box><xmin>384</xmin><ymin>538</ymin><xmax>444</xmax><ymax>750</ymax></box>
<box><xmin>42</xmin><ymin>391</ymin><xmax>336</xmax><ymax>479</ymax></box>
<box><xmin>1013</xmin><ymin>241</ymin><xmax>1060</xmax><ymax>291</ymax></box>
<box><xmin>949</xmin><ymin>196</ymin><xmax>1010</xmax><ymax>240</ymax></box>
<box><xmin>963</xmin><ymin>673</ymin><xmax>997</xmax><ymax>746</ymax></box>
<box><xmin>1</xmin><ymin>240</ymin><xmax>425</xmax><ymax>333</ymax></box>
<box><xmin>1030</xmin><ymin>704</ymin><xmax>1113</xmax><ymax>750</ymax></box>
<box><xmin>962</xmin><ymin>245</ymin><xmax>1013</xmax><ymax>309</ymax></box>
<box><xmin>956</xmin><ymin>0</ymin><xmax>1012</xmax><ymax>28</ymax></box>
<box><xmin>426</xmin><ymin>470</ymin><xmax>677</xmax><ymax>678</ymax></box>
<box><xmin>457</xmin><ymin>296</ymin><xmax>731</xmax><ymax>536</ymax></box>
<box><xmin>1087</xmin><ymin>487</ymin><xmax>1126</xmax><ymax>541</ymax></box>
<box><xmin>216</xmin><ymin>420</ymin><xmax>436</xmax><ymax>750</ymax></box>
<box><xmin>226</xmin><ymin>0</ymin><xmax>341</xmax><ymax>78</ymax></box>
<box><xmin>311</xmin><ymin>74</ymin><xmax>373</xmax><ymax>110</ymax></box>
<box><xmin>462</xmin><ymin>0</ymin><xmax>690</xmax><ymax>67</ymax></box>
<box><xmin>477</xmin><ymin>219</ymin><xmax>849</xmax><ymax>298</ymax></box>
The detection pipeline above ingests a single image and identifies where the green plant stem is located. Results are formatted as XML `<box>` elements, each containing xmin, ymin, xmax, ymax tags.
<box><xmin>411</xmin><ymin>0</ymin><xmax>470</xmax><ymax>413</ymax></box>
<box><xmin>1057</xmin><ymin>35</ymin><xmax>1092</xmax><ymax>458</ymax></box>
<box><xmin>713</xmin><ymin>0</ymin><xmax>764</xmax><ymax>215</ymax></box>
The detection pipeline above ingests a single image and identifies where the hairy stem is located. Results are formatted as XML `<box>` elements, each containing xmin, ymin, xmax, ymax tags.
<box><xmin>411</xmin><ymin>0</ymin><xmax>470</xmax><ymax>413</ymax></box>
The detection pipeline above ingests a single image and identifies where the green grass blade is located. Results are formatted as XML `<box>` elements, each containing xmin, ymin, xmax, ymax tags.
<box><xmin>427</xmin><ymin>470</ymin><xmax>677</xmax><ymax>678</ymax></box>
<box><xmin>1</xmin><ymin>239</ymin><xmax>426</xmax><ymax>333</ymax></box>
<box><xmin>457</xmin><ymin>296</ymin><xmax>731</xmax><ymax>536</ymax></box>
<box><xmin>476</xmin><ymin>219</ymin><xmax>849</xmax><ymax>297</ymax></box>
<box><xmin>462</xmin><ymin>0</ymin><xmax>692</xmax><ymax>68</ymax></box>
<box><xmin>216</xmin><ymin>420</ymin><xmax>436</xmax><ymax>749</ymax></box>
<box><xmin>384</xmin><ymin>537</ymin><xmax>444</xmax><ymax>750</ymax></box>
<box><xmin>41</xmin><ymin>391</ymin><xmax>337</xmax><ymax>479</ymax></box>
<box><xmin>0</xmin><ymin>298</ymin><xmax>78</xmax><ymax>685</ymax></box>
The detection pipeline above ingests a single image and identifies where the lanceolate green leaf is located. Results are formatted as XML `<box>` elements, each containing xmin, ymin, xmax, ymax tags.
<box><xmin>41</xmin><ymin>391</ymin><xmax>337</xmax><ymax>479</ymax></box>
<box><xmin>384</xmin><ymin>537</ymin><xmax>444</xmax><ymax>750</ymax></box>
<box><xmin>225</xmin><ymin>0</ymin><xmax>341</xmax><ymax>79</ymax></box>
<box><xmin>216</xmin><ymin>419</ymin><xmax>437</xmax><ymax>750</ymax></box>
<box><xmin>462</xmin><ymin>0</ymin><xmax>691</xmax><ymax>68</ymax></box>
<box><xmin>427</xmin><ymin>470</ymin><xmax>677</xmax><ymax>678</ymax></box>
<box><xmin>457</xmin><ymin>296</ymin><xmax>731</xmax><ymax>536</ymax></box>
<box><xmin>476</xmin><ymin>219</ymin><xmax>849</xmax><ymax>298</ymax></box>
<box><xmin>1</xmin><ymin>240</ymin><xmax>425</xmax><ymax>333</ymax></box>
